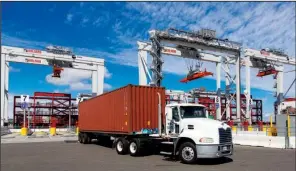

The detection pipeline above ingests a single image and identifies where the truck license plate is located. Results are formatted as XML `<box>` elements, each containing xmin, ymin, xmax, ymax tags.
<box><xmin>222</xmin><ymin>146</ymin><xmax>228</xmax><ymax>151</ymax></box>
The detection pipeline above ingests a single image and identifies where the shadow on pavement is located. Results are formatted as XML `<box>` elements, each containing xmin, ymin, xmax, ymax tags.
<box><xmin>92</xmin><ymin>139</ymin><xmax>113</xmax><ymax>148</ymax></box>
<box><xmin>195</xmin><ymin>157</ymin><xmax>233</xmax><ymax>165</ymax></box>
<box><xmin>64</xmin><ymin>140</ymin><xmax>79</xmax><ymax>143</ymax></box>
<box><xmin>162</xmin><ymin>156</ymin><xmax>233</xmax><ymax>165</ymax></box>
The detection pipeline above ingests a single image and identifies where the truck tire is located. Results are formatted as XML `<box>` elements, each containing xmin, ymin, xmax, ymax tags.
<box><xmin>115</xmin><ymin>138</ymin><xmax>129</xmax><ymax>155</ymax></box>
<box><xmin>78</xmin><ymin>133</ymin><xmax>83</xmax><ymax>143</ymax></box>
<box><xmin>82</xmin><ymin>133</ymin><xmax>91</xmax><ymax>144</ymax></box>
<box><xmin>86</xmin><ymin>134</ymin><xmax>91</xmax><ymax>144</ymax></box>
<box><xmin>81</xmin><ymin>133</ymin><xmax>87</xmax><ymax>144</ymax></box>
<box><xmin>129</xmin><ymin>139</ymin><xmax>141</xmax><ymax>156</ymax></box>
<box><xmin>179</xmin><ymin>142</ymin><xmax>197</xmax><ymax>164</ymax></box>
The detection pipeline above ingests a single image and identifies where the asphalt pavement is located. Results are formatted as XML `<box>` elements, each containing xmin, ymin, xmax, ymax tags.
<box><xmin>1</xmin><ymin>141</ymin><xmax>295</xmax><ymax>171</ymax></box>
<box><xmin>1</xmin><ymin>127</ymin><xmax>10</xmax><ymax>136</ymax></box>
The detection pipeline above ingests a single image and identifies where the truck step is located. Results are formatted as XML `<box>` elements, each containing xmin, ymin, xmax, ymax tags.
<box><xmin>161</xmin><ymin>141</ymin><xmax>174</xmax><ymax>145</ymax></box>
<box><xmin>160</xmin><ymin>151</ymin><xmax>173</xmax><ymax>156</ymax></box>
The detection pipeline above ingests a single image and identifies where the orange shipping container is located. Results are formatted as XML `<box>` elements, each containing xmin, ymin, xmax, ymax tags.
<box><xmin>78</xmin><ymin>85</ymin><xmax>166</xmax><ymax>134</ymax></box>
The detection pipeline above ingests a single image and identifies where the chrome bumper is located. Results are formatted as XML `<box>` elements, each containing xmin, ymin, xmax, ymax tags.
<box><xmin>196</xmin><ymin>144</ymin><xmax>233</xmax><ymax>158</ymax></box>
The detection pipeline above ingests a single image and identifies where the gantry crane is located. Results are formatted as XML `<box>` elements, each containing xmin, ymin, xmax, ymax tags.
<box><xmin>0</xmin><ymin>45</ymin><xmax>105</xmax><ymax>126</ymax></box>
<box><xmin>137</xmin><ymin>28</ymin><xmax>296</xmax><ymax>124</ymax></box>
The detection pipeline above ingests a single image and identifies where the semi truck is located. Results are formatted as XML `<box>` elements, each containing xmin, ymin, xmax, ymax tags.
<box><xmin>78</xmin><ymin>85</ymin><xmax>233</xmax><ymax>164</ymax></box>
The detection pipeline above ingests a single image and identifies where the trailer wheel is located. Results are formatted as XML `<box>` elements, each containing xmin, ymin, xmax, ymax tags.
<box><xmin>179</xmin><ymin>142</ymin><xmax>197</xmax><ymax>164</ymax></box>
<box><xmin>115</xmin><ymin>138</ymin><xmax>128</xmax><ymax>155</ymax></box>
<box><xmin>129</xmin><ymin>139</ymin><xmax>141</xmax><ymax>156</ymax></box>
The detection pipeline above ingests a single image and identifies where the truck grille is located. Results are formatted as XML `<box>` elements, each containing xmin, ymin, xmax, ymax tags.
<box><xmin>219</xmin><ymin>128</ymin><xmax>232</xmax><ymax>144</ymax></box>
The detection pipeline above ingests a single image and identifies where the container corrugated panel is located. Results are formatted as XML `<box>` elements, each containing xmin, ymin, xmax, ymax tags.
<box><xmin>78</xmin><ymin>84</ymin><xmax>166</xmax><ymax>134</ymax></box>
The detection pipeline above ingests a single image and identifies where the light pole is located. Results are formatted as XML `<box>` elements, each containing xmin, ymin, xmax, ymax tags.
<box><xmin>68</xmin><ymin>103</ymin><xmax>73</xmax><ymax>132</ymax></box>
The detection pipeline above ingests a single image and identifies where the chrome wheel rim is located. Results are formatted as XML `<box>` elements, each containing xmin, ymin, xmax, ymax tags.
<box><xmin>130</xmin><ymin>142</ymin><xmax>137</xmax><ymax>154</ymax></box>
<box><xmin>181</xmin><ymin>147</ymin><xmax>195</xmax><ymax>161</ymax></box>
<box><xmin>117</xmin><ymin>141</ymin><xmax>123</xmax><ymax>152</ymax></box>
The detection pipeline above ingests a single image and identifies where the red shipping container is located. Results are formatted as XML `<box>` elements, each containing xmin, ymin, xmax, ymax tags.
<box><xmin>78</xmin><ymin>85</ymin><xmax>166</xmax><ymax>134</ymax></box>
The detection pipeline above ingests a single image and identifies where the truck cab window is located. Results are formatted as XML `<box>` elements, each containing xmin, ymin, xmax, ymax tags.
<box><xmin>180</xmin><ymin>106</ymin><xmax>206</xmax><ymax>118</ymax></box>
<box><xmin>172</xmin><ymin>107</ymin><xmax>180</xmax><ymax>122</ymax></box>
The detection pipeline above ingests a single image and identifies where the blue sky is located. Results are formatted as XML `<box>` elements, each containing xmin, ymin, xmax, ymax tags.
<box><xmin>2</xmin><ymin>2</ymin><xmax>295</xmax><ymax>120</ymax></box>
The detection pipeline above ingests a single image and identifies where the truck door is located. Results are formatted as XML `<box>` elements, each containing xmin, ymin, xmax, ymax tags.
<box><xmin>172</xmin><ymin>107</ymin><xmax>180</xmax><ymax>134</ymax></box>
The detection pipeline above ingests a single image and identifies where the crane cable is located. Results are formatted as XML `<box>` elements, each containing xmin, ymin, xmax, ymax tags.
<box><xmin>183</xmin><ymin>56</ymin><xmax>202</xmax><ymax>75</ymax></box>
<box><xmin>284</xmin><ymin>69</ymin><xmax>296</xmax><ymax>73</ymax></box>
<box><xmin>283</xmin><ymin>78</ymin><xmax>296</xmax><ymax>98</ymax></box>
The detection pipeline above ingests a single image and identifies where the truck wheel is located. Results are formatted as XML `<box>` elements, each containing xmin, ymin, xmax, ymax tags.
<box><xmin>129</xmin><ymin>139</ymin><xmax>141</xmax><ymax>156</ymax></box>
<box><xmin>78</xmin><ymin>133</ymin><xmax>83</xmax><ymax>143</ymax></box>
<box><xmin>81</xmin><ymin>133</ymin><xmax>87</xmax><ymax>144</ymax></box>
<box><xmin>82</xmin><ymin>133</ymin><xmax>90</xmax><ymax>144</ymax></box>
<box><xmin>179</xmin><ymin>142</ymin><xmax>197</xmax><ymax>164</ymax></box>
<box><xmin>86</xmin><ymin>134</ymin><xmax>91</xmax><ymax>144</ymax></box>
<box><xmin>115</xmin><ymin>138</ymin><xmax>128</xmax><ymax>155</ymax></box>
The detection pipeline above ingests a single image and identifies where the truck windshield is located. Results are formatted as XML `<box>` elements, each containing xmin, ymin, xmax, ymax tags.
<box><xmin>180</xmin><ymin>106</ymin><xmax>206</xmax><ymax>118</ymax></box>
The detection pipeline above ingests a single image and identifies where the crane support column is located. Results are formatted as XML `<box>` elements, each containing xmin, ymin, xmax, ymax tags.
<box><xmin>276</xmin><ymin>69</ymin><xmax>284</xmax><ymax>115</ymax></box>
<box><xmin>245</xmin><ymin>56</ymin><xmax>251</xmax><ymax>124</ymax></box>
<box><xmin>149</xmin><ymin>31</ymin><xmax>163</xmax><ymax>86</ymax></box>
<box><xmin>1</xmin><ymin>54</ymin><xmax>8</xmax><ymax>126</ymax></box>
<box><xmin>138</xmin><ymin>50</ymin><xmax>148</xmax><ymax>86</ymax></box>
<box><xmin>236</xmin><ymin>52</ymin><xmax>242</xmax><ymax>121</ymax></box>
<box><xmin>92</xmin><ymin>70</ymin><xmax>98</xmax><ymax>96</ymax></box>
<box><xmin>224</xmin><ymin>63</ymin><xmax>231</xmax><ymax>120</ymax></box>
<box><xmin>216</xmin><ymin>61</ymin><xmax>222</xmax><ymax>120</ymax></box>
<box><xmin>97</xmin><ymin>64</ymin><xmax>104</xmax><ymax>95</ymax></box>
<box><xmin>4</xmin><ymin>61</ymin><xmax>9</xmax><ymax>125</ymax></box>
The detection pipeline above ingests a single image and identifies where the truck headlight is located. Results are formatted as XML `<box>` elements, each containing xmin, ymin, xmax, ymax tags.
<box><xmin>199</xmin><ymin>137</ymin><xmax>214</xmax><ymax>143</ymax></box>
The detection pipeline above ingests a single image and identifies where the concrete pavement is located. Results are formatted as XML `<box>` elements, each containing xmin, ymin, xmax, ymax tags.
<box><xmin>1</xmin><ymin>141</ymin><xmax>295</xmax><ymax>171</ymax></box>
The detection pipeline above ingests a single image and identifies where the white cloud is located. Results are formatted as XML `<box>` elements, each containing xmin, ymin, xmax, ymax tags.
<box><xmin>70</xmin><ymin>82</ymin><xmax>92</xmax><ymax>91</ymax></box>
<box><xmin>93</xmin><ymin>18</ymin><xmax>102</xmax><ymax>26</ymax></box>
<box><xmin>2</xmin><ymin>34</ymin><xmax>48</xmax><ymax>48</ymax></box>
<box><xmin>46</xmin><ymin>68</ymin><xmax>91</xmax><ymax>86</ymax></box>
<box><xmin>74</xmin><ymin>47</ymin><xmax>139</xmax><ymax>67</ymax></box>
<box><xmin>104</xmin><ymin>67</ymin><xmax>112</xmax><ymax>79</ymax></box>
<box><xmin>104</xmin><ymin>83</ymin><xmax>112</xmax><ymax>90</ymax></box>
<box><xmin>81</xmin><ymin>17</ymin><xmax>89</xmax><ymax>25</ymax></box>
<box><xmin>45</xmin><ymin>67</ymin><xmax>112</xmax><ymax>91</ymax></box>
<box><xmin>67</xmin><ymin>82</ymin><xmax>112</xmax><ymax>91</ymax></box>
<box><xmin>66</xmin><ymin>13</ymin><xmax>73</xmax><ymax>23</ymax></box>
<box><xmin>64</xmin><ymin>3</ymin><xmax>111</xmax><ymax>28</ymax></box>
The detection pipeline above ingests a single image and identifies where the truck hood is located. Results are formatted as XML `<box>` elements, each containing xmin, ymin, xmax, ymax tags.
<box><xmin>181</xmin><ymin>118</ymin><xmax>230</xmax><ymax>130</ymax></box>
